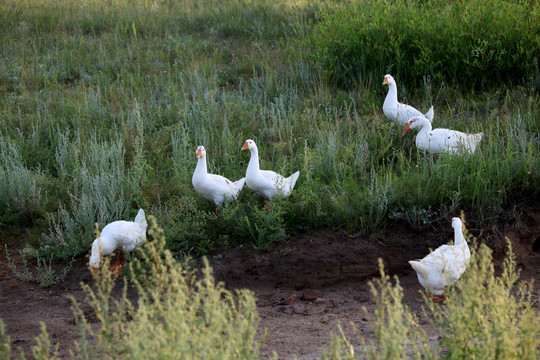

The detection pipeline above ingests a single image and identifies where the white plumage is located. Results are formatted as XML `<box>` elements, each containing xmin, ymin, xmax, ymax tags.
<box><xmin>241</xmin><ymin>139</ymin><xmax>300</xmax><ymax>200</ymax></box>
<box><xmin>89</xmin><ymin>209</ymin><xmax>147</xmax><ymax>270</ymax></box>
<box><xmin>383</xmin><ymin>74</ymin><xmax>434</xmax><ymax>126</ymax></box>
<box><xmin>402</xmin><ymin>115</ymin><xmax>483</xmax><ymax>155</ymax></box>
<box><xmin>409</xmin><ymin>217</ymin><xmax>471</xmax><ymax>299</ymax></box>
<box><xmin>192</xmin><ymin>145</ymin><xmax>246</xmax><ymax>212</ymax></box>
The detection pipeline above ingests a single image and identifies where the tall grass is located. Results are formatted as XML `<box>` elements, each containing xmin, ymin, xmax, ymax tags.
<box><xmin>0</xmin><ymin>0</ymin><xmax>538</xmax><ymax>259</ymax></box>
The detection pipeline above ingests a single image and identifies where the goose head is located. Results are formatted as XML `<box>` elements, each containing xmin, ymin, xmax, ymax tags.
<box><xmin>196</xmin><ymin>145</ymin><xmax>206</xmax><ymax>159</ymax></box>
<box><xmin>452</xmin><ymin>217</ymin><xmax>463</xmax><ymax>231</ymax></box>
<box><xmin>402</xmin><ymin>116</ymin><xmax>429</xmax><ymax>136</ymax></box>
<box><xmin>241</xmin><ymin>139</ymin><xmax>257</xmax><ymax>151</ymax></box>
<box><xmin>89</xmin><ymin>239</ymin><xmax>101</xmax><ymax>269</ymax></box>
<box><xmin>383</xmin><ymin>74</ymin><xmax>395</xmax><ymax>86</ymax></box>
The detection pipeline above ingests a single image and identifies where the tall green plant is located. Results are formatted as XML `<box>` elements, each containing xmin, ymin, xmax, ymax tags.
<box><xmin>292</xmin><ymin>0</ymin><xmax>540</xmax><ymax>90</ymax></box>
<box><xmin>71</xmin><ymin>216</ymin><xmax>263</xmax><ymax>360</ymax></box>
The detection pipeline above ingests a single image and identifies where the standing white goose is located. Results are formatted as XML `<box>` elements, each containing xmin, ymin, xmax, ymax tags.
<box><xmin>241</xmin><ymin>139</ymin><xmax>300</xmax><ymax>201</ymax></box>
<box><xmin>409</xmin><ymin>217</ymin><xmax>471</xmax><ymax>302</ymax></box>
<box><xmin>89</xmin><ymin>209</ymin><xmax>147</xmax><ymax>272</ymax></box>
<box><xmin>192</xmin><ymin>145</ymin><xmax>246</xmax><ymax>214</ymax></box>
<box><xmin>383</xmin><ymin>74</ymin><xmax>434</xmax><ymax>126</ymax></box>
<box><xmin>402</xmin><ymin>115</ymin><xmax>483</xmax><ymax>155</ymax></box>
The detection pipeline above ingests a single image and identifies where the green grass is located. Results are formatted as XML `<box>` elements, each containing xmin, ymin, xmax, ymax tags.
<box><xmin>0</xmin><ymin>0</ymin><xmax>538</xmax><ymax>262</ymax></box>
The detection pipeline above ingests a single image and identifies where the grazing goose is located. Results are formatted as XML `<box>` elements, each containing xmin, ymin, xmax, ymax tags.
<box><xmin>241</xmin><ymin>139</ymin><xmax>300</xmax><ymax>202</ymax></box>
<box><xmin>383</xmin><ymin>74</ymin><xmax>434</xmax><ymax>126</ymax></box>
<box><xmin>402</xmin><ymin>115</ymin><xmax>483</xmax><ymax>155</ymax></box>
<box><xmin>89</xmin><ymin>209</ymin><xmax>147</xmax><ymax>273</ymax></box>
<box><xmin>409</xmin><ymin>217</ymin><xmax>471</xmax><ymax>302</ymax></box>
<box><xmin>192</xmin><ymin>145</ymin><xmax>246</xmax><ymax>214</ymax></box>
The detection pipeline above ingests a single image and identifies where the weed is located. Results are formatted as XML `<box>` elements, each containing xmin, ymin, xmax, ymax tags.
<box><xmin>243</xmin><ymin>201</ymin><xmax>287</xmax><ymax>251</ymax></box>
<box><xmin>4</xmin><ymin>244</ymin><xmax>73</xmax><ymax>287</ymax></box>
<box><xmin>0</xmin><ymin>320</ymin><xmax>10</xmax><ymax>360</ymax></box>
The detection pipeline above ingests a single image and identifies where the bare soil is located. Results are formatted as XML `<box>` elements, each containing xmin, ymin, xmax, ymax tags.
<box><xmin>1</xmin><ymin>208</ymin><xmax>539</xmax><ymax>359</ymax></box>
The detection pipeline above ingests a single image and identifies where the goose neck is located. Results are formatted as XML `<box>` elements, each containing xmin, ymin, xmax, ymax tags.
<box><xmin>416</xmin><ymin>117</ymin><xmax>432</xmax><ymax>134</ymax></box>
<box><xmin>454</xmin><ymin>225</ymin><xmax>466</xmax><ymax>246</ymax></box>
<box><xmin>247</xmin><ymin>148</ymin><xmax>260</xmax><ymax>172</ymax></box>
<box><xmin>386</xmin><ymin>83</ymin><xmax>398</xmax><ymax>103</ymax></box>
<box><xmin>194</xmin><ymin>156</ymin><xmax>208</xmax><ymax>176</ymax></box>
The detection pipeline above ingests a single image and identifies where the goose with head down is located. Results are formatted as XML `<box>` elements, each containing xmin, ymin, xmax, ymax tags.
<box><xmin>89</xmin><ymin>209</ymin><xmax>147</xmax><ymax>273</ymax></box>
<box><xmin>192</xmin><ymin>145</ymin><xmax>246</xmax><ymax>214</ymax></box>
<box><xmin>383</xmin><ymin>74</ymin><xmax>434</xmax><ymax>126</ymax></box>
<box><xmin>241</xmin><ymin>139</ymin><xmax>300</xmax><ymax>202</ymax></box>
<box><xmin>402</xmin><ymin>115</ymin><xmax>483</xmax><ymax>155</ymax></box>
<box><xmin>409</xmin><ymin>217</ymin><xmax>471</xmax><ymax>302</ymax></box>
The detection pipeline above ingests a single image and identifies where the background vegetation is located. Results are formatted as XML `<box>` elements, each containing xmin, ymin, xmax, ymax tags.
<box><xmin>0</xmin><ymin>0</ymin><xmax>538</xmax><ymax>263</ymax></box>
<box><xmin>293</xmin><ymin>0</ymin><xmax>540</xmax><ymax>89</ymax></box>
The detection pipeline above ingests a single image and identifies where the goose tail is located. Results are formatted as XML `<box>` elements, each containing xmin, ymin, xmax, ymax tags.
<box><xmin>288</xmin><ymin>171</ymin><xmax>300</xmax><ymax>190</ymax></box>
<box><xmin>474</xmin><ymin>132</ymin><xmax>484</xmax><ymax>143</ymax></box>
<box><xmin>233</xmin><ymin>177</ymin><xmax>246</xmax><ymax>191</ymax></box>
<box><xmin>424</xmin><ymin>106</ymin><xmax>434</xmax><ymax>123</ymax></box>
<box><xmin>134</xmin><ymin>208</ymin><xmax>147</xmax><ymax>231</ymax></box>
<box><xmin>409</xmin><ymin>260</ymin><xmax>429</xmax><ymax>277</ymax></box>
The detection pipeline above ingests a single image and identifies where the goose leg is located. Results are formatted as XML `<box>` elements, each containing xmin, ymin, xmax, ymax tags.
<box><xmin>215</xmin><ymin>204</ymin><xmax>218</xmax><ymax>215</ymax></box>
<box><xmin>264</xmin><ymin>199</ymin><xmax>273</xmax><ymax>211</ymax></box>
<box><xmin>110</xmin><ymin>249</ymin><xmax>123</xmax><ymax>274</ymax></box>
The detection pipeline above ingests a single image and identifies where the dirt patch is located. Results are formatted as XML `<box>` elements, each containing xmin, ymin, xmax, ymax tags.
<box><xmin>1</xmin><ymin>209</ymin><xmax>539</xmax><ymax>359</ymax></box>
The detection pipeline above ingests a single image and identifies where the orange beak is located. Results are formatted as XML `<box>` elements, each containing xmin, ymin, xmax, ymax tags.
<box><xmin>196</xmin><ymin>148</ymin><xmax>203</xmax><ymax>158</ymax></box>
<box><xmin>383</xmin><ymin>77</ymin><xmax>388</xmax><ymax>85</ymax></box>
<box><xmin>241</xmin><ymin>142</ymin><xmax>248</xmax><ymax>150</ymax></box>
<box><xmin>402</xmin><ymin>122</ymin><xmax>411</xmax><ymax>136</ymax></box>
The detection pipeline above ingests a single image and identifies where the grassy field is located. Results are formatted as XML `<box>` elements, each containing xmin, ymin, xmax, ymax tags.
<box><xmin>0</xmin><ymin>0</ymin><xmax>538</xmax><ymax>266</ymax></box>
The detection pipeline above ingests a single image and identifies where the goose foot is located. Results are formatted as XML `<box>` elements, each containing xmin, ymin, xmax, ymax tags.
<box><xmin>430</xmin><ymin>294</ymin><xmax>447</xmax><ymax>303</ymax></box>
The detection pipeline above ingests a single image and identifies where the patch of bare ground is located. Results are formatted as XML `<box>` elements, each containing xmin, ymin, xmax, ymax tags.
<box><xmin>1</xmin><ymin>204</ymin><xmax>539</xmax><ymax>359</ymax></box>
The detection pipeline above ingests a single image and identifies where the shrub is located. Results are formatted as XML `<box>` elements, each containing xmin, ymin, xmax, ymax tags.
<box><xmin>42</xmin><ymin>135</ymin><xmax>134</xmax><ymax>259</ymax></box>
<box><xmin>0</xmin><ymin>136</ymin><xmax>46</xmax><ymax>219</ymax></box>
<box><xmin>71</xmin><ymin>216</ymin><xmax>263</xmax><ymax>360</ymax></box>
<box><xmin>4</xmin><ymin>245</ymin><xmax>74</xmax><ymax>287</ymax></box>
<box><xmin>292</xmin><ymin>0</ymin><xmax>540</xmax><ymax>90</ymax></box>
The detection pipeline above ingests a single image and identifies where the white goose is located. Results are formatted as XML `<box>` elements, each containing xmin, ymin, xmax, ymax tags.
<box><xmin>409</xmin><ymin>217</ymin><xmax>471</xmax><ymax>302</ymax></box>
<box><xmin>192</xmin><ymin>145</ymin><xmax>246</xmax><ymax>214</ymax></box>
<box><xmin>402</xmin><ymin>115</ymin><xmax>483</xmax><ymax>155</ymax></box>
<box><xmin>241</xmin><ymin>139</ymin><xmax>300</xmax><ymax>201</ymax></box>
<box><xmin>89</xmin><ymin>209</ymin><xmax>147</xmax><ymax>272</ymax></box>
<box><xmin>383</xmin><ymin>74</ymin><xmax>434</xmax><ymax>126</ymax></box>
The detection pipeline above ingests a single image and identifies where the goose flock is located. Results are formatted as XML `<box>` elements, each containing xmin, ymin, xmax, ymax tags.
<box><xmin>90</xmin><ymin>74</ymin><xmax>480</xmax><ymax>300</ymax></box>
<box><xmin>383</xmin><ymin>74</ymin><xmax>483</xmax><ymax>155</ymax></box>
